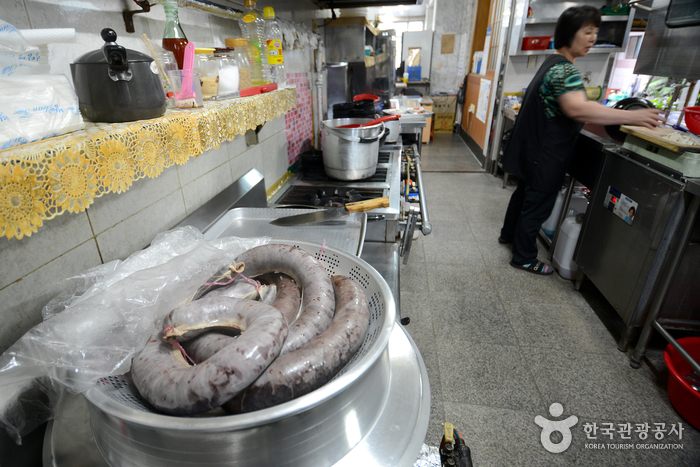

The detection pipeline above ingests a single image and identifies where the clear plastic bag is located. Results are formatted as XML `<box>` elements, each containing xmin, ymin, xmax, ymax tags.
<box><xmin>0</xmin><ymin>226</ymin><xmax>269</xmax><ymax>444</ymax></box>
<box><xmin>0</xmin><ymin>20</ymin><xmax>84</xmax><ymax>150</ymax></box>
<box><xmin>0</xmin><ymin>20</ymin><xmax>42</xmax><ymax>76</ymax></box>
<box><xmin>0</xmin><ymin>74</ymin><xmax>85</xmax><ymax>150</ymax></box>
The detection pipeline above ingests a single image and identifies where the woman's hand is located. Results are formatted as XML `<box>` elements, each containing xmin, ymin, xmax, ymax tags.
<box><xmin>625</xmin><ymin>108</ymin><xmax>666</xmax><ymax>129</ymax></box>
<box><xmin>559</xmin><ymin>90</ymin><xmax>667</xmax><ymax>128</ymax></box>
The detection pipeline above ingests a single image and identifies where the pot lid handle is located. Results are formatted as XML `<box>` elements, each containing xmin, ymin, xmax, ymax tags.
<box><xmin>101</xmin><ymin>28</ymin><xmax>129</xmax><ymax>73</ymax></box>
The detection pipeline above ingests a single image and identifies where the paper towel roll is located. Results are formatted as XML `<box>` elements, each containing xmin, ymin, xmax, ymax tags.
<box><xmin>18</xmin><ymin>28</ymin><xmax>76</xmax><ymax>45</ymax></box>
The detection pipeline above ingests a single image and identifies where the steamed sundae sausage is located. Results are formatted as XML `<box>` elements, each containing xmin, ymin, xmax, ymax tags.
<box><xmin>131</xmin><ymin>296</ymin><xmax>287</xmax><ymax>415</ymax></box>
<box><xmin>260</xmin><ymin>273</ymin><xmax>302</xmax><ymax>325</ymax></box>
<box><xmin>233</xmin><ymin>244</ymin><xmax>335</xmax><ymax>354</ymax></box>
<box><xmin>183</xmin><ymin>273</ymin><xmax>301</xmax><ymax>363</ymax></box>
<box><xmin>224</xmin><ymin>275</ymin><xmax>370</xmax><ymax>413</ymax></box>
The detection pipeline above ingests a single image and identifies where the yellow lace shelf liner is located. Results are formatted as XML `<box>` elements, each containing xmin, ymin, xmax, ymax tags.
<box><xmin>0</xmin><ymin>87</ymin><xmax>297</xmax><ymax>240</ymax></box>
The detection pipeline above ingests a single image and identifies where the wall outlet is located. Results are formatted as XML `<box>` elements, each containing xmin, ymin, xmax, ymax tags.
<box><xmin>527</xmin><ymin>55</ymin><xmax>537</xmax><ymax>69</ymax></box>
<box><xmin>437</xmin><ymin>62</ymin><xmax>442</xmax><ymax>70</ymax></box>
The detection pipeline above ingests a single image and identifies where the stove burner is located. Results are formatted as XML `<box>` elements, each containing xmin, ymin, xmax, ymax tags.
<box><xmin>309</xmin><ymin>188</ymin><xmax>365</xmax><ymax>207</ymax></box>
<box><xmin>278</xmin><ymin>186</ymin><xmax>386</xmax><ymax>207</ymax></box>
<box><xmin>297</xmin><ymin>151</ymin><xmax>391</xmax><ymax>183</ymax></box>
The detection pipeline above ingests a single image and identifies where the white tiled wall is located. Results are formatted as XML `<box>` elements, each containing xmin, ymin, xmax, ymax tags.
<box><xmin>0</xmin><ymin>0</ymin><xmax>319</xmax><ymax>354</ymax></box>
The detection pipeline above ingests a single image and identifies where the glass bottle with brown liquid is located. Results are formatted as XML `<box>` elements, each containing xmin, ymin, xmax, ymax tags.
<box><xmin>162</xmin><ymin>0</ymin><xmax>188</xmax><ymax>70</ymax></box>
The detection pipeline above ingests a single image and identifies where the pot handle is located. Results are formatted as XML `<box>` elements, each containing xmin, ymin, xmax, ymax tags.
<box><xmin>101</xmin><ymin>28</ymin><xmax>132</xmax><ymax>81</ymax></box>
<box><xmin>325</xmin><ymin>125</ymin><xmax>382</xmax><ymax>144</ymax></box>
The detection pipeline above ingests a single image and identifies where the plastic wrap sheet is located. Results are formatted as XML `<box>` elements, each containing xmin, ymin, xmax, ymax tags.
<box><xmin>0</xmin><ymin>226</ymin><xmax>269</xmax><ymax>444</ymax></box>
<box><xmin>0</xmin><ymin>20</ymin><xmax>43</xmax><ymax>76</ymax></box>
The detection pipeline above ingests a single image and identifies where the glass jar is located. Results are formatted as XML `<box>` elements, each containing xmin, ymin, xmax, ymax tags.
<box><xmin>194</xmin><ymin>47</ymin><xmax>218</xmax><ymax>100</ymax></box>
<box><xmin>222</xmin><ymin>39</ymin><xmax>253</xmax><ymax>92</ymax></box>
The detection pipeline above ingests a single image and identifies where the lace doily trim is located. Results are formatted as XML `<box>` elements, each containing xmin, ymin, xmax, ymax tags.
<box><xmin>0</xmin><ymin>88</ymin><xmax>297</xmax><ymax>240</ymax></box>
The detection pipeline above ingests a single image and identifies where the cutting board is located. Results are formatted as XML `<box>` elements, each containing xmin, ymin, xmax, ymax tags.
<box><xmin>620</xmin><ymin>125</ymin><xmax>700</xmax><ymax>153</ymax></box>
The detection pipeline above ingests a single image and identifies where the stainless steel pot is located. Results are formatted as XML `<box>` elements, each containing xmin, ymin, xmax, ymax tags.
<box><xmin>383</xmin><ymin>117</ymin><xmax>401</xmax><ymax>143</ymax></box>
<box><xmin>321</xmin><ymin>118</ymin><xmax>387</xmax><ymax>180</ymax></box>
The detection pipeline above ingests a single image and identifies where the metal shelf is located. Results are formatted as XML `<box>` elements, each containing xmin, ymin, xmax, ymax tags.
<box><xmin>525</xmin><ymin>15</ymin><xmax>630</xmax><ymax>24</ymax></box>
<box><xmin>513</xmin><ymin>46</ymin><xmax>623</xmax><ymax>56</ymax></box>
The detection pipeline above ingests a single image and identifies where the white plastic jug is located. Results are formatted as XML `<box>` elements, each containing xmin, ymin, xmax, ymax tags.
<box><xmin>542</xmin><ymin>187</ymin><xmax>588</xmax><ymax>237</ymax></box>
<box><xmin>552</xmin><ymin>215</ymin><xmax>583</xmax><ymax>280</ymax></box>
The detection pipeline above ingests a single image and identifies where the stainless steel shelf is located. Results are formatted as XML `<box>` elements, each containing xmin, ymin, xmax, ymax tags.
<box><xmin>525</xmin><ymin>15</ymin><xmax>629</xmax><ymax>24</ymax></box>
<box><xmin>513</xmin><ymin>46</ymin><xmax>622</xmax><ymax>56</ymax></box>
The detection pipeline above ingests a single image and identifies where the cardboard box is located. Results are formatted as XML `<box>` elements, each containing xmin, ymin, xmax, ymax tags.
<box><xmin>431</xmin><ymin>95</ymin><xmax>457</xmax><ymax>114</ymax></box>
<box><xmin>421</xmin><ymin>102</ymin><xmax>433</xmax><ymax>143</ymax></box>
<box><xmin>434</xmin><ymin>113</ymin><xmax>455</xmax><ymax>133</ymax></box>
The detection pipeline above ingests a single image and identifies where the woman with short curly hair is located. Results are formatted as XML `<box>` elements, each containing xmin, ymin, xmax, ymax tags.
<box><xmin>499</xmin><ymin>6</ymin><xmax>665</xmax><ymax>275</ymax></box>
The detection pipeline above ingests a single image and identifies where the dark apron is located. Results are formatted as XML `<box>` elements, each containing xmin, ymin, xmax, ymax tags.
<box><xmin>501</xmin><ymin>54</ymin><xmax>584</xmax><ymax>193</ymax></box>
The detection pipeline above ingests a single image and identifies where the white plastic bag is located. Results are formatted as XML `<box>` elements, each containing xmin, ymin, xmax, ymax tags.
<box><xmin>0</xmin><ymin>226</ymin><xmax>269</xmax><ymax>444</ymax></box>
<box><xmin>0</xmin><ymin>74</ymin><xmax>85</xmax><ymax>150</ymax></box>
<box><xmin>0</xmin><ymin>20</ymin><xmax>42</xmax><ymax>76</ymax></box>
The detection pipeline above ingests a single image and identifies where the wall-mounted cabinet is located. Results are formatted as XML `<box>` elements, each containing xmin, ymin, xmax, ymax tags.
<box><xmin>508</xmin><ymin>0</ymin><xmax>635</xmax><ymax>56</ymax></box>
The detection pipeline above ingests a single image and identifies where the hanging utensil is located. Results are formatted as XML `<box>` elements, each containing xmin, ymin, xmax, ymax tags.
<box><xmin>337</xmin><ymin>115</ymin><xmax>399</xmax><ymax>129</ymax></box>
<box><xmin>270</xmin><ymin>197</ymin><xmax>390</xmax><ymax>226</ymax></box>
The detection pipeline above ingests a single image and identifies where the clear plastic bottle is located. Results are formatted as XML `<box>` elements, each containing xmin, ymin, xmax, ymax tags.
<box><xmin>263</xmin><ymin>6</ymin><xmax>287</xmax><ymax>87</ymax></box>
<box><xmin>238</xmin><ymin>0</ymin><xmax>270</xmax><ymax>86</ymax></box>
<box><xmin>161</xmin><ymin>0</ymin><xmax>188</xmax><ymax>70</ymax></box>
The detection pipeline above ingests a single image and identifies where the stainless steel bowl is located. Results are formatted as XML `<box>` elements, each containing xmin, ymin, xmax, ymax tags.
<box><xmin>82</xmin><ymin>240</ymin><xmax>397</xmax><ymax>467</ymax></box>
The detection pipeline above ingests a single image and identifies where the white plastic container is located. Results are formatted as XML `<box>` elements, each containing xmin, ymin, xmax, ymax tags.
<box><xmin>542</xmin><ymin>187</ymin><xmax>588</xmax><ymax>237</ymax></box>
<box><xmin>552</xmin><ymin>215</ymin><xmax>583</xmax><ymax>280</ymax></box>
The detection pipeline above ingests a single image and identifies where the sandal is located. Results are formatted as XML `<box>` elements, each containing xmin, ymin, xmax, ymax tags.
<box><xmin>510</xmin><ymin>260</ymin><xmax>553</xmax><ymax>275</ymax></box>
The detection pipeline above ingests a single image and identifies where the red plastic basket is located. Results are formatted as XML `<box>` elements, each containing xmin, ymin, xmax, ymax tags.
<box><xmin>664</xmin><ymin>337</ymin><xmax>700</xmax><ymax>430</ymax></box>
<box><xmin>522</xmin><ymin>36</ymin><xmax>552</xmax><ymax>51</ymax></box>
<box><xmin>683</xmin><ymin>106</ymin><xmax>700</xmax><ymax>134</ymax></box>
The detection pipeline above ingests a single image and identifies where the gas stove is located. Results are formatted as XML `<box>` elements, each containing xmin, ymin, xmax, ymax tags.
<box><xmin>271</xmin><ymin>140</ymin><xmax>431</xmax><ymax>265</ymax></box>
<box><xmin>271</xmin><ymin>145</ymin><xmax>402</xmax><ymax>243</ymax></box>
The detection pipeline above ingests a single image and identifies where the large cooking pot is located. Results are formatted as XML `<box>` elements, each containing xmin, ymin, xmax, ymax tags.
<box><xmin>321</xmin><ymin>118</ymin><xmax>387</xmax><ymax>180</ymax></box>
<box><xmin>70</xmin><ymin>28</ymin><xmax>166</xmax><ymax>123</ymax></box>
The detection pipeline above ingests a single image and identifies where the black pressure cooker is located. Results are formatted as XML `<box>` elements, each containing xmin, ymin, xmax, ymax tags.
<box><xmin>71</xmin><ymin>28</ymin><xmax>166</xmax><ymax>123</ymax></box>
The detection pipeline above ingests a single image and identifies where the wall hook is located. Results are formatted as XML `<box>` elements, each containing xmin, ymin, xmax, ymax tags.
<box><xmin>123</xmin><ymin>0</ymin><xmax>152</xmax><ymax>33</ymax></box>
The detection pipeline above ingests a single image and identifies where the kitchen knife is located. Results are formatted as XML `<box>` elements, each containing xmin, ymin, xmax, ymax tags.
<box><xmin>270</xmin><ymin>197</ymin><xmax>390</xmax><ymax>226</ymax></box>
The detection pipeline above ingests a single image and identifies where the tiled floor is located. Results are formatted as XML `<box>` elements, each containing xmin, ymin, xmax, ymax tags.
<box><xmin>403</xmin><ymin>133</ymin><xmax>700</xmax><ymax>466</ymax></box>
<box><xmin>420</xmin><ymin>132</ymin><xmax>484</xmax><ymax>172</ymax></box>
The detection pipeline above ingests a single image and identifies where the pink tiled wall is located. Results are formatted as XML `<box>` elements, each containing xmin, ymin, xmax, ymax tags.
<box><xmin>285</xmin><ymin>73</ymin><xmax>314</xmax><ymax>164</ymax></box>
